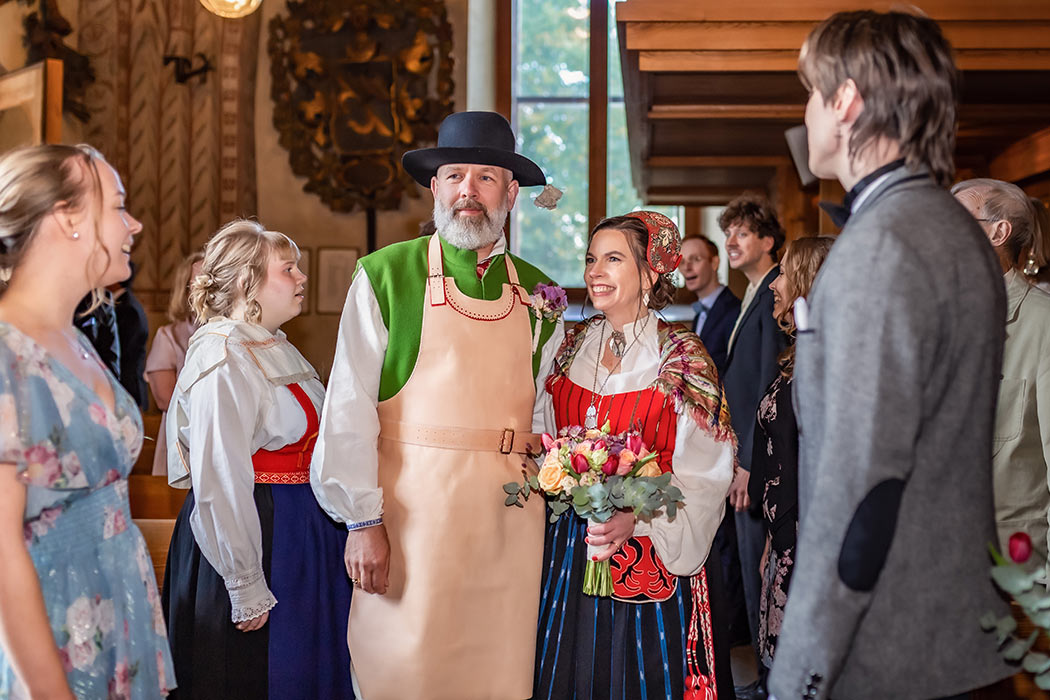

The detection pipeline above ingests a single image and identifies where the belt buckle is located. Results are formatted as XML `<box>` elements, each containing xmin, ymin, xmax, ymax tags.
<box><xmin>499</xmin><ymin>428</ymin><xmax>515</xmax><ymax>454</ymax></box>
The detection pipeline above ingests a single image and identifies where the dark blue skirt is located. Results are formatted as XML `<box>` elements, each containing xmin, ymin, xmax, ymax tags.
<box><xmin>162</xmin><ymin>484</ymin><xmax>354</xmax><ymax>700</ymax></box>
<box><xmin>533</xmin><ymin>512</ymin><xmax>734</xmax><ymax>700</ymax></box>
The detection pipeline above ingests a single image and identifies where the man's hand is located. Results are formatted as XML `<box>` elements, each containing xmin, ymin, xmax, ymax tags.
<box><xmin>728</xmin><ymin>467</ymin><xmax>751</xmax><ymax>512</ymax></box>
<box><xmin>345</xmin><ymin>523</ymin><xmax>390</xmax><ymax>595</ymax></box>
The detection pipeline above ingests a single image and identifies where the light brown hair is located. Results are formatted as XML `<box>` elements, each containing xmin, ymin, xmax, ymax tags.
<box><xmin>589</xmin><ymin>215</ymin><xmax>676</xmax><ymax>311</ymax></box>
<box><xmin>798</xmin><ymin>10</ymin><xmax>959</xmax><ymax>187</ymax></box>
<box><xmin>190</xmin><ymin>219</ymin><xmax>299</xmax><ymax>324</ymax></box>
<box><xmin>166</xmin><ymin>250</ymin><xmax>205</xmax><ymax>323</ymax></box>
<box><xmin>778</xmin><ymin>236</ymin><xmax>835</xmax><ymax>376</ymax></box>
<box><xmin>0</xmin><ymin>143</ymin><xmax>112</xmax><ymax>308</ymax></box>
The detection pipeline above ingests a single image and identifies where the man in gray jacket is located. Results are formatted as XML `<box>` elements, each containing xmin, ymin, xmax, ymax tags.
<box><xmin>953</xmin><ymin>178</ymin><xmax>1050</xmax><ymax>570</ymax></box>
<box><xmin>768</xmin><ymin>11</ymin><xmax>1012</xmax><ymax>700</ymax></box>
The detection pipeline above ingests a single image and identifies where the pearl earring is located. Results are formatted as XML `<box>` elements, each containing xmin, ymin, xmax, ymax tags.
<box><xmin>72</xmin><ymin>231</ymin><xmax>80</xmax><ymax>240</ymax></box>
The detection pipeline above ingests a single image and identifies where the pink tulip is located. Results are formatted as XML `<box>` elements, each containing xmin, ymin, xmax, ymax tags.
<box><xmin>571</xmin><ymin>453</ymin><xmax>590</xmax><ymax>474</ymax></box>
<box><xmin>541</xmin><ymin>433</ymin><xmax>556</xmax><ymax>451</ymax></box>
<box><xmin>1009</xmin><ymin>532</ymin><xmax>1033</xmax><ymax>564</ymax></box>
<box><xmin>601</xmin><ymin>454</ymin><xmax>619</xmax><ymax>476</ymax></box>
<box><xmin>593</xmin><ymin>440</ymin><xmax>607</xmax><ymax>453</ymax></box>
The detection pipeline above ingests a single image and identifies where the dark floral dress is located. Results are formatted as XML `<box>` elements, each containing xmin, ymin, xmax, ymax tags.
<box><xmin>751</xmin><ymin>370</ymin><xmax>798</xmax><ymax>669</ymax></box>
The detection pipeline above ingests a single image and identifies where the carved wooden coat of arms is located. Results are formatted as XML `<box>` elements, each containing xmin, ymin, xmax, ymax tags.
<box><xmin>268</xmin><ymin>0</ymin><xmax>454</xmax><ymax>212</ymax></box>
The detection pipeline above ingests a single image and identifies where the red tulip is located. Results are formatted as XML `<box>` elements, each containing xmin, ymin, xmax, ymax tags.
<box><xmin>571</xmin><ymin>453</ymin><xmax>590</xmax><ymax>474</ymax></box>
<box><xmin>626</xmin><ymin>433</ymin><xmax>643</xmax><ymax>455</ymax></box>
<box><xmin>593</xmin><ymin>440</ymin><xmax>607</xmax><ymax>453</ymax></box>
<box><xmin>1009</xmin><ymin>532</ymin><xmax>1033</xmax><ymax>564</ymax></box>
<box><xmin>601</xmin><ymin>454</ymin><xmax>619</xmax><ymax>476</ymax></box>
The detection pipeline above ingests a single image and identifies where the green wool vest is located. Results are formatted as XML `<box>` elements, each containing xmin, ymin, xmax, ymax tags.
<box><xmin>358</xmin><ymin>235</ymin><xmax>560</xmax><ymax>402</ymax></box>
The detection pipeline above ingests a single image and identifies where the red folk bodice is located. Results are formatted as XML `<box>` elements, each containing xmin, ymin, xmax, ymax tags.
<box><xmin>251</xmin><ymin>383</ymin><xmax>318</xmax><ymax>485</ymax></box>
<box><xmin>548</xmin><ymin>374</ymin><xmax>679</xmax><ymax>602</ymax></box>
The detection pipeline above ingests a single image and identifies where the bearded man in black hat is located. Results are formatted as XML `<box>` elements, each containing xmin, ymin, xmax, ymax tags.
<box><xmin>311</xmin><ymin>111</ymin><xmax>564</xmax><ymax>699</ymax></box>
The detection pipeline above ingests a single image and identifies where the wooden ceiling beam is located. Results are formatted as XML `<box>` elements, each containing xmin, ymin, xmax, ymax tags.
<box><xmin>647</xmin><ymin>155</ymin><xmax>790</xmax><ymax>168</ymax></box>
<box><xmin>616</xmin><ymin>0</ymin><xmax>1050</xmax><ymax>23</ymax></box>
<box><xmin>648</xmin><ymin>104</ymin><xmax>804</xmax><ymax>120</ymax></box>
<box><xmin>638</xmin><ymin>49</ymin><xmax>1050</xmax><ymax>72</ymax></box>
<box><xmin>989</xmin><ymin>126</ymin><xmax>1050</xmax><ymax>182</ymax></box>
<box><xmin>644</xmin><ymin>104</ymin><xmax>1050</xmax><ymax>123</ymax></box>
<box><xmin>625</xmin><ymin>21</ymin><xmax>1050</xmax><ymax>52</ymax></box>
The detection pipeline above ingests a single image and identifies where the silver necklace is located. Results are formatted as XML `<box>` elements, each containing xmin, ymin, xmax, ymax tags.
<box><xmin>584</xmin><ymin>316</ymin><xmax>649</xmax><ymax>428</ymax></box>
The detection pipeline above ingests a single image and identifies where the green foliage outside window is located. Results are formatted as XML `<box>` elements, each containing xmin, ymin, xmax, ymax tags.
<box><xmin>513</xmin><ymin>0</ymin><xmax>680</xmax><ymax>287</ymax></box>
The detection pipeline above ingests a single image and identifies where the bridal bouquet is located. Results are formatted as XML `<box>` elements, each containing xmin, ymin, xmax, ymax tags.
<box><xmin>503</xmin><ymin>421</ymin><xmax>684</xmax><ymax>596</ymax></box>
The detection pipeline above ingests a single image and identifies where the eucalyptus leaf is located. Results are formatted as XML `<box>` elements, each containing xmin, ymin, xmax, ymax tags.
<box><xmin>1015</xmin><ymin>589</ymin><xmax>1050</xmax><ymax>612</ymax></box>
<box><xmin>505</xmin><ymin>494</ymin><xmax>519</xmax><ymax>506</ymax></box>
<box><xmin>980</xmin><ymin>611</ymin><xmax>999</xmax><ymax>631</ymax></box>
<box><xmin>995</xmin><ymin>614</ymin><xmax>1019</xmax><ymax>646</ymax></box>
<box><xmin>1002</xmin><ymin>630</ymin><xmax>1038</xmax><ymax>661</ymax></box>
<box><xmin>991</xmin><ymin>565</ymin><xmax>1041</xmax><ymax>595</ymax></box>
<box><xmin>528</xmin><ymin>475</ymin><xmax>540</xmax><ymax>490</ymax></box>
<box><xmin>1036</xmin><ymin>668</ymin><xmax>1050</xmax><ymax>691</ymax></box>
<box><xmin>1024</xmin><ymin>651</ymin><xmax>1050</xmax><ymax>674</ymax></box>
<box><xmin>1028</xmin><ymin>610</ymin><xmax>1050</xmax><ymax>629</ymax></box>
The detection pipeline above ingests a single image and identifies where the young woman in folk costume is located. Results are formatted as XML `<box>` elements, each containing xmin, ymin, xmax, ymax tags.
<box><xmin>162</xmin><ymin>220</ymin><xmax>353</xmax><ymax>700</ymax></box>
<box><xmin>533</xmin><ymin>211</ymin><xmax>736</xmax><ymax>700</ymax></box>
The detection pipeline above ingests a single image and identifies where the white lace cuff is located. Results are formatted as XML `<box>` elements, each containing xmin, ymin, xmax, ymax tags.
<box><xmin>224</xmin><ymin>567</ymin><xmax>277</xmax><ymax>623</ymax></box>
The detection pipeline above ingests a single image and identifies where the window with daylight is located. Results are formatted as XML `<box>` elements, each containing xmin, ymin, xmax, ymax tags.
<box><xmin>511</xmin><ymin>0</ymin><xmax>681</xmax><ymax>288</ymax></box>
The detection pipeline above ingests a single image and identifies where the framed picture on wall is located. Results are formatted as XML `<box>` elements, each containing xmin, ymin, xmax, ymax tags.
<box><xmin>316</xmin><ymin>247</ymin><xmax>359</xmax><ymax>314</ymax></box>
<box><xmin>0</xmin><ymin>59</ymin><xmax>63</xmax><ymax>153</ymax></box>
<box><xmin>297</xmin><ymin>247</ymin><xmax>310</xmax><ymax>313</ymax></box>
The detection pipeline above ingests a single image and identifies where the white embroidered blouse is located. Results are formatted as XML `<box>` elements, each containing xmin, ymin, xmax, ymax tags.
<box><xmin>167</xmin><ymin>317</ymin><xmax>323</xmax><ymax>622</ymax></box>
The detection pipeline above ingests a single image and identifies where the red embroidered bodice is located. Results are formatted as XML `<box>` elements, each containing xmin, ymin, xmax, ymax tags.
<box><xmin>251</xmin><ymin>383</ymin><xmax>318</xmax><ymax>485</ymax></box>
<box><xmin>548</xmin><ymin>374</ymin><xmax>679</xmax><ymax>602</ymax></box>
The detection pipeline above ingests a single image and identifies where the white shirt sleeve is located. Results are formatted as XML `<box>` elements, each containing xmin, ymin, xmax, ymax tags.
<box><xmin>533</xmin><ymin>318</ymin><xmax>564</xmax><ymax>435</ymax></box>
<box><xmin>633</xmin><ymin>410</ymin><xmax>734</xmax><ymax>577</ymax></box>
<box><xmin>310</xmin><ymin>268</ymin><xmax>388</xmax><ymax>527</ymax></box>
<box><xmin>184</xmin><ymin>351</ymin><xmax>277</xmax><ymax>622</ymax></box>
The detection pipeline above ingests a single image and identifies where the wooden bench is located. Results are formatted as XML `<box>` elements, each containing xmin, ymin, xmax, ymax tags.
<box><xmin>134</xmin><ymin>518</ymin><xmax>175</xmax><ymax>586</ymax></box>
<box><xmin>129</xmin><ymin>474</ymin><xmax>186</xmax><ymax>520</ymax></box>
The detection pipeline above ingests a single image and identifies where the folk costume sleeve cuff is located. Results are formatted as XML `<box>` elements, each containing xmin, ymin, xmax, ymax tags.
<box><xmin>310</xmin><ymin>268</ymin><xmax>387</xmax><ymax>525</ymax></box>
<box><xmin>224</xmin><ymin>567</ymin><xmax>278</xmax><ymax>623</ymax></box>
<box><xmin>635</xmin><ymin>412</ymin><xmax>733</xmax><ymax>576</ymax></box>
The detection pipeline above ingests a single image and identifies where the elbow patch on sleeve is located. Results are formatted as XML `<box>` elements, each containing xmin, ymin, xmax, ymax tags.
<box><xmin>837</xmin><ymin>478</ymin><xmax>905</xmax><ymax>592</ymax></box>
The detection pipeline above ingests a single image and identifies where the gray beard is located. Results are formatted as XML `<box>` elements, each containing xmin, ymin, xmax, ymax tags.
<box><xmin>434</xmin><ymin>198</ymin><xmax>509</xmax><ymax>251</ymax></box>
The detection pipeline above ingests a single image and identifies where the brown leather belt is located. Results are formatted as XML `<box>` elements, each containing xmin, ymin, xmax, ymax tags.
<box><xmin>379</xmin><ymin>420</ymin><xmax>543</xmax><ymax>455</ymax></box>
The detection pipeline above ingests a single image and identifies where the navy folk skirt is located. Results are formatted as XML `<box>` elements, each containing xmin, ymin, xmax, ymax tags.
<box><xmin>162</xmin><ymin>484</ymin><xmax>354</xmax><ymax>700</ymax></box>
<box><xmin>533</xmin><ymin>512</ymin><xmax>734</xmax><ymax>700</ymax></box>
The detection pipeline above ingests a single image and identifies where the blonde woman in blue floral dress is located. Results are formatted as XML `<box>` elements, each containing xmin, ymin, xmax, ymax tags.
<box><xmin>0</xmin><ymin>144</ymin><xmax>174</xmax><ymax>699</ymax></box>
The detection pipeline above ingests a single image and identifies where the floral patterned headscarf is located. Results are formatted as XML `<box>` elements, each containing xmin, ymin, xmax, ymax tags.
<box><xmin>624</xmin><ymin>210</ymin><xmax>682</xmax><ymax>274</ymax></box>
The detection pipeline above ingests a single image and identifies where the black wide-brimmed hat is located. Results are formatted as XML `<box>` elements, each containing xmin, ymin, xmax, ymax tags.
<box><xmin>402</xmin><ymin>111</ymin><xmax>546</xmax><ymax>187</ymax></box>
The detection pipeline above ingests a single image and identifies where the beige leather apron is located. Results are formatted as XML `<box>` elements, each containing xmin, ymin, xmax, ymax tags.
<box><xmin>349</xmin><ymin>234</ymin><xmax>545</xmax><ymax>700</ymax></box>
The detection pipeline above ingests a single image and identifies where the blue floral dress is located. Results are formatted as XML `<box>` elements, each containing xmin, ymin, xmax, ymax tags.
<box><xmin>0</xmin><ymin>322</ymin><xmax>174</xmax><ymax>699</ymax></box>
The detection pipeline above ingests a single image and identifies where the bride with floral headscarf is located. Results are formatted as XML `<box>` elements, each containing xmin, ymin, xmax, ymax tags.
<box><xmin>533</xmin><ymin>211</ymin><xmax>736</xmax><ymax>700</ymax></box>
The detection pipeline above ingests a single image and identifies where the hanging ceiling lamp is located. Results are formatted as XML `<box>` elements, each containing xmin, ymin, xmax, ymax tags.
<box><xmin>199</xmin><ymin>0</ymin><xmax>263</xmax><ymax>19</ymax></box>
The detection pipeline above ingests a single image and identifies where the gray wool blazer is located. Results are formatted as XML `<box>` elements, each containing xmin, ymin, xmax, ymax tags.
<box><xmin>768</xmin><ymin>166</ymin><xmax>1013</xmax><ymax>700</ymax></box>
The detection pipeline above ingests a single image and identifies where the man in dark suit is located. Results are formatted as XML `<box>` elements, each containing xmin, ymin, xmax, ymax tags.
<box><xmin>718</xmin><ymin>194</ymin><xmax>789</xmax><ymax>697</ymax></box>
<box><xmin>768</xmin><ymin>11</ymin><xmax>1011</xmax><ymax>700</ymax></box>
<box><xmin>681</xmin><ymin>234</ymin><xmax>740</xmax><ymax>376</ymax></box>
